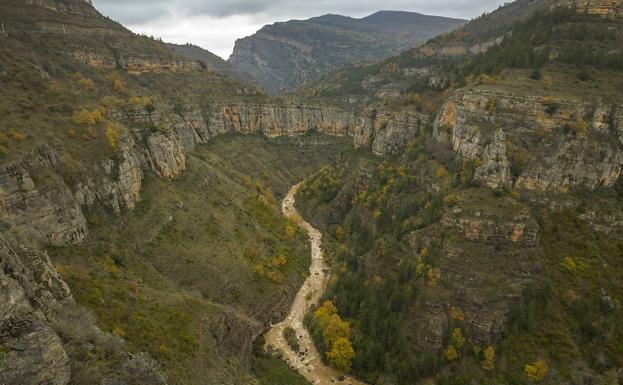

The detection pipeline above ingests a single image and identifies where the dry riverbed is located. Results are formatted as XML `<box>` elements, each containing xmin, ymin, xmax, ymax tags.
<box><xmin>263</xmin><ymin>183</ymin><xmax>367</xmax><ymax>385</ymax></box>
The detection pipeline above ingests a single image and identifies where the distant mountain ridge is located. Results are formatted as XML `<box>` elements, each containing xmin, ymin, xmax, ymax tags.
<box><xmin>228</xmin><ymin>10</ymin><xmax>466</xmax><ymax>93</ymax></box>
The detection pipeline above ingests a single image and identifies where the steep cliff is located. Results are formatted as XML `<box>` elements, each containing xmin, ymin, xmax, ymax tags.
<box><xmin>433</xmin><ymin>83</ymin><xmax>623</xmax><ymax>190</ymax></box>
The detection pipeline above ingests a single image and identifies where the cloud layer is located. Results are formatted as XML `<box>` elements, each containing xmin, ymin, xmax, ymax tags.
<box><xmin>93</xmin><ymin>0</ymin><xmax>509</xmax><ymax>59</ymax></box>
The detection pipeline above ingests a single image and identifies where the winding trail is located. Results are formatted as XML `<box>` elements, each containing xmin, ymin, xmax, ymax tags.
<box><xmin>264</xmin><ymin>183</ymin><xmax>367</xmax><ymax>385</ymax></box>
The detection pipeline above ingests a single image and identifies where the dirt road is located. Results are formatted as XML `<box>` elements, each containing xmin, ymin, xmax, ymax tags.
<box><xmin>263</xmin><ymin>183</ymin><xmax>367</xmax><ymax>385</ymax></box>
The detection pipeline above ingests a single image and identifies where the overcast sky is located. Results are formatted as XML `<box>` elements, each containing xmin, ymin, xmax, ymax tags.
<box><xmin>92</xmin><ymin>0</ymin><xmax>509</xmax><ymax>60</ymax></box>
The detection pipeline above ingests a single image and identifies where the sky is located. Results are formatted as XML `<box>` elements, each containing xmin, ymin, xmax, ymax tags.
<box><xmin>92</xmin><ymin>0</ymin><xmax>510</xmax><ymax>60</ymax></box>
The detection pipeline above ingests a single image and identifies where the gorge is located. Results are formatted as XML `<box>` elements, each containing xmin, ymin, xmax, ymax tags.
<box><xmin>1</xmin><ymin>0</ymin><xmax>623</xmax><ymax>384</ymax></box>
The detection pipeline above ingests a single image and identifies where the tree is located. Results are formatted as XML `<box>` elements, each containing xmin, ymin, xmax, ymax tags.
<box><xmin>444</xmin><ymin>346</ymin><xmax>458</xmax><ymax>361</ymax></box>
<box><xmin>314</xmin><ymin>300</ymin><xmax>338</xmax><ymax>329</ymax></box>
<box><xmin>327</xmin><ymin>337</ymin><xmax>355</xmax><ymax>372</ymax></box>
<box><xmin>323</xmin><ymin>314</ymin><xmax>350</xmax><ymax>347</ymax></box>
<box><xmin>105</xmin><ymin>122</ymin><xmax>119</xmax><ymax>150</ymax></box>
<box><xmin>482</xmin><ymin>346</ymin><xmax>495</xmax><ymax>370</ymax></box>
<box><xmin>449</xmin><ymin>306</ymin><xmax>465</xmax><ymax>321</ymax></box>
<box><xmin>524</xmin><ymin>359</ymin><xmax>549</xmax><ymax>382</ymax></box>
<box><xmin>451</xmin><ymin>328</ymin><xmax>465</xmax><ymax>348</ymax></box>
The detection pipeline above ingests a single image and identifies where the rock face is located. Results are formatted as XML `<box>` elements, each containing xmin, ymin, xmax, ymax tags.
<box><xmin>355</xmin><ymin>108</ymin><xmax>429</xmax><ymax>155</ymax></box>
<box><xmin>0</xmin><ymin>242</ymin><xmax>73</xmax><ymax>385</ymax></box>
<box><xmin>553</xmin><ymin>0</ymin><xmax>623</xmax><ymax>17</ymax></box>
<box><xmin>229</xmin><ymin>11</ymin><xmax>466</xmax><ymax>93</ymax></box>
<box><xmin>0</xmin><ymin>148</ymin><xmax>89</xmax><ymax>247</ymax></box>
<box><xmin>72</xmin><ymin>51</ymin><xmax>202</xmax><ymax>73</ymax></box>
<box><xmin>434</xmin><ymin>87</ymin><xmax>623</xmax><ymax>190</ymax></box>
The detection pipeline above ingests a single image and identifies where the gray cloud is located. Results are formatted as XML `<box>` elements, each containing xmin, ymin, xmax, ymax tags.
<box><xmin>92</xmin><ymin>0</ymin><xmax>509</xmax><ymax>58</ymax></box>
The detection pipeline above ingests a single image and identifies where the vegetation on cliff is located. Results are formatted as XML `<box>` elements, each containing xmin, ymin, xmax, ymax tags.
<box><xmin>297</xmin><ymin>129</ymin><xmax>623</xmax><ymax>384</ymax></box>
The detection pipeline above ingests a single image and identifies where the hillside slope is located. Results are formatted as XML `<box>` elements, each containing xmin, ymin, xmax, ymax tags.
<box><xmin>0</xmin><ymin>1</ymin><xmax>347</xmax><ymax>384</ymax></box>
<box><xmin>228</xmin><ymin>11</ymin><xmax>466</xmax><ymax>93</ymax></box>
<box><xmin>291</xmin><ymin>1</ymin><xmax>623</xmax><ymax>384</ymax></box>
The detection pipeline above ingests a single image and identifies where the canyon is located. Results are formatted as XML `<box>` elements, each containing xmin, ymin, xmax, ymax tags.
<box><xmin>1</xmin><ymin>0</ymin><xmax>623</xmax><ymax>384</ymax></box>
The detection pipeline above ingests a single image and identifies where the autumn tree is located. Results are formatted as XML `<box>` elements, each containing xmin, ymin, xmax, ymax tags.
<box><xmin>313</xmin><ymin>300</ymin><xmax>338</xmax><ymax>329</ymax></box>
<box><xmin>524</xmin><ymin>359</ymin><xmax>549</xmax><ymax>382</ymax></box>
<box><xmin>327</xmin><ymin>337</ymin><xmax>355</xmax><ymax>371</ymax></box>
<box><xmin>451</xmin><ymin>328</ymin><xmax>465</xmax><ymax>348</ymax></box>
<box><xmin>105</xmin><ymin>122</ymin><xmax>120</xmax><ymax>150</ymax></box>
<box><xmin>449</xmin><ymin>306</ymin><xmax>465</xmax><ymax>321</ymax></box>
<box><xmin>444</xmin><ymin>346</ymin><xmax>458</xmax><ymax>361</ymax></box>
<box><xmin>482</xmin><ymin>346</ymin><xmax>495</xmax><ymax>370</ymax></box>
<box><xmin>323</xmin><ymin>314</ymin><xmax>350</xmax><ymax>347</ymax></box>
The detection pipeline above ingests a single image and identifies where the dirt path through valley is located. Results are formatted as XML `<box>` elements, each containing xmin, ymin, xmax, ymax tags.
<box><xmin>263</xmin><ymin>183</ymin><xmax>367</xmax><ymax>385</ymax></box>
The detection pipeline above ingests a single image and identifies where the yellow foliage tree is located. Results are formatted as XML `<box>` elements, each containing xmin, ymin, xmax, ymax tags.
<box><xmin>444</xmin><ymin>194</ymin><xmax>459</xmax><ymax>206</ymax></box>
<box><xmin>285</xmin><ymin>223</ymin><xmax>296</xmax><ymax>239</ymax></box>
<box><xmin>435</xmin><ymin>166</ymin><xmax>448</xmax><ymax>178</ymax></box>
<box><xmin>72</xmin><ymin>107</ymin><xmax>105</xmax><ymax>126</ymax></box>
<box><xmin>8</xmin><ymin>128</ymin><xmax>26</xmax><ymax>141</ymax></box>
<box><xmin>323</xmin><ymin>314</ymin><xmax>350</xmax><ymax>347</ymax></box>
<box><xmin>335</xmin><ymin>226</ymin><xmax>345</xmax><ymax>240</ymax></box>
<box><xmin>562</xmin><ymin>256</ymin><xmax>577</xmax><ymax>271</ymax></box>
<box><xmin>427</xmin><ymin>267</ymin><xmax>441</xmax><ymax>287</ymax></box>
<box><xmin>444</xmin><ymin>346</ymin><xmax>458</xmax><ymax>361</ymax></box>
<box><xmin>105</xmin><ymin>122</ymin><xmax>119</xmax><ymax>150</ymax></box>
<box><xmin>482</xmin><ymin>346</ymin><xmax>495</xmax><ymax>370</ymax></box>
<box><xmin>109</xmin><ymin>73</ymin><xmax>125</xmax><ymax>93</ymax></box>
<box><xmin>450</xmin><ymin>306</ymin><xmax>465</xmax><ymax>321</ymax></box>
<box><xmin>326</xmin><ymin>337</ymin><xmax>355</xmax><ymax>372</ymax></box>
<box><xmin>314</xmin><ymin>300</ymin><xmax>338</xmax><ymax>329</ymax></box>
<box><xmin>271</xmin><ymin>255</ymin><xmax>287</xmax><ymax>267</ymax></box>
<box><xmin>452</xmin><ymin>328</ymin><xmax>465</xmax><ymax>348</ymax></box>
<box><xmin>524</xmin><ymin>359</ymin><xmax>549</xmax><ymax>382</ymax></box>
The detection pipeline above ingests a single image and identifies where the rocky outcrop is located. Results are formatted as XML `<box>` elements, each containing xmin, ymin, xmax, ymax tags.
<box><xmin>413</xmin><ymin>36</ymin><xmax>504</xmax><ymax>59</ymax></box>
<box><xmin>355</xmin><ymin>108</ymin><xmax>429</xmax><ymax>155</ymax></box>
<box><xmin>120</xmin><ymin>56</ymin><xmax>201</xmax><ymax>74</ymax></box>
<box><xmin>72</xmin><ymin>51</ymin><xmax>202</xmax><ymax>73</ymax></box>
<box><xmin>0</xmin><ymin>242</ymin><xmax>73</xmax><ymax>385</ymax></box>
<box><xmin>199</xmin><ymin>103</ymin><xmax>355</xmax><ymax>138</ymax></box>
<box><xmin>434</xmin><ymin>87</ymin><xmax>623</xmax><ymax>191</ymax></box>
<box><xmin>554</xmin><ymin>0</ymin><xmax>623</xmax><ymax>17</ymax></box>
<box><xmin>0</xmin><ymin>149</ymin><xmax>88</xmax><ymax>247</ymax></box>
<box><xmin>473</xmin><ymin>129</ymin><xmax>513</xmax><ymax>188</ymax></box>
<box><xmin>440</xmin><ymin>210</ymin><xmax>538</xmax><ymax>246</ymax></box>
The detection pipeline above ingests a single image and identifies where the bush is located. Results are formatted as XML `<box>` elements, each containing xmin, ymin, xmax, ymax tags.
<box><xmin>121</xmin><ymin>352</ymin><xmax>167</xmax><ymax>385</ymax></box>
<box><xmin>577</xmin><ymin>68</ymin><xmax>590</xmax><ymax>81</ymax></box>
<box><xmin>8</xmin><ymin>128</ymin><xmax>26</xmax><ymax>141</ymax></box>
<box><xmin>524</xmin><ymin>359</ymin><xmax>549</xmax><ymax>382</ymax></box>
<box><xmin>105</xmin><ymin>122</ymin><xmax>121</xmax><ymax>150</ymax></box>
<box><xmin>72</xmin><ymin>107</ymin><xmax>105</xmax><ymax>126</ymax></box>
<box><xmin>283</xmin><ymin>327</ymin><xmax>300</xmax><ymax>352</ymax></box>
<box><xmin>108</xmin><ymin>73</ymin><xmax>126</xmax><ymax>93</ymax></box>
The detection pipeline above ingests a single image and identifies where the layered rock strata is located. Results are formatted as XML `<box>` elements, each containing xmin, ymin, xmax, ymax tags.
<box><xmin>434</xmin><ymin>87</ymin><xmax>623</xmax><ymax>190</ymax></box>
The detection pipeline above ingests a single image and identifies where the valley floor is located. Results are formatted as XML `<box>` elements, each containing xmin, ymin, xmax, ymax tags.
<box><xmin>264</xmin><ymin>184</ymin><xmax>366</xmax><ymax>385</ymax></box>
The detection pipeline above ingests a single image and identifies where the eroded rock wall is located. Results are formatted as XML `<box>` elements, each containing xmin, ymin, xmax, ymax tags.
<box><xmin>434</xmin><ymin>87</ymin><xmax>623</xmax><ymax>190</ymax></box>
